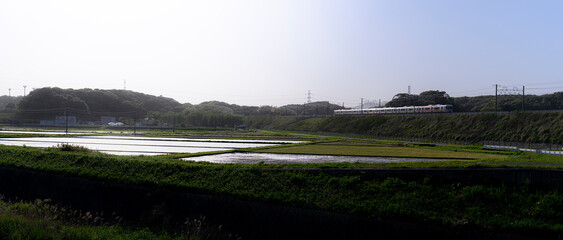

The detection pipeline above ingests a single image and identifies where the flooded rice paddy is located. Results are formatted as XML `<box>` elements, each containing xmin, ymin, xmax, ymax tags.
<box><xmin>0</xmin><ymin>131</ymin><xmax>448</xmax><ymax>163</ymax></box>
<box><xmin>182</xmin><ymin>152</ymin><xmax>448</xmax><ymax>164</ymax></box>
<box><xmin>0</xmin><ymin>130</ymin><xmax>83</xmax><ymax>135</ymax></box>
<box><xmin>0</xmin><ymin>135</ymin><xmax>296</xmax><ymax>155</ymax></box>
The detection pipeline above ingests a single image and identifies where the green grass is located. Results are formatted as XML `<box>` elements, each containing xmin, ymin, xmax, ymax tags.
<box><xmin>0</xmin><ymin>198</ymin><xmax>183</xmax><ymax>240</ymax></box>
<box><xmin>264</xmin><ymin>112</ymin><xmax>563</xmax><ymax>144</ymax></box>
<box><xmin>256</xmin><ymin>143</ymin><xmax>509</xmax><ymax>159</ymax></box>
<box><xmin>0</xmin><ymin>112</ymin><xmax>16</xmax><ymax>118</ymax></box>
<box><xmin>0</xmin><ymin>144</ymin><xmax>562</xmax><ymax>237</ymax></box>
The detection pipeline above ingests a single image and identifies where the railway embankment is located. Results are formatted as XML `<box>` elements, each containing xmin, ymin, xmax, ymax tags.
<box><xmin>263</xmin><ymin>112</ymin><xmax>563</xmax><ymax>145</ymax></box>
<box><xmin>0</xmin><ymin>165</ymin><xmax>557</xmax><ymax>240</ymax></box>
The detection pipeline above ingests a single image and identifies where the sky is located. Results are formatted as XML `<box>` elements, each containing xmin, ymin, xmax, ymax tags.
<box><xmin>1</xmin><ymin>0</ymin><xmax>563</xmax><ymax>107</ymax></box>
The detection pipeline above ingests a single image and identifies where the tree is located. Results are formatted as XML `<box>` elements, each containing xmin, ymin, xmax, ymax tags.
<box><xmin>386</xmin><ymin>93</ymin><xmax>420</xmax><ymax>107</ymax></box>
<box><xmin>16</xmin><ymin>87</ymin><xmax>183</xmax><ymax>122</ymax></box>
<box><xmin>419</xmin><ymin>90</ymin><xmax>453</xmax><ymax>105</ymax></box>
<box><xmin>386</xmin><ymin>90</ymin><xmax>453</xmax><ymax>107</ymax></box>
<box><xmin>4</xmin><ymin>102</ymin><xmax>15</xmax><ymax>110</ymax></box>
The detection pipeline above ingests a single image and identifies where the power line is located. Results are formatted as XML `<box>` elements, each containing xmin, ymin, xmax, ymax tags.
<box><xmin>524</xmin><ymin>81</ymin><xmax>563</xmax><ymax>87</ymax></box>
<box><xmin>527</xmin><ymin>86</ymin><xmax>563</xmax><ymax>90</ymax></box>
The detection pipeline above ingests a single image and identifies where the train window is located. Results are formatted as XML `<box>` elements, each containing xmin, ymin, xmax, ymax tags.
<box><xmin>446</xmin><ymin>105</ymin><xmax>453</xmax><ymax>109</ymax></box>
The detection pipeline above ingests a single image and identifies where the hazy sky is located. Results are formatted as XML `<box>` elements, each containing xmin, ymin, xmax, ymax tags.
<box><xmin>2</xmin><ymin>0</ymin><xmax>563</xmax><ymax>107</ymax></box>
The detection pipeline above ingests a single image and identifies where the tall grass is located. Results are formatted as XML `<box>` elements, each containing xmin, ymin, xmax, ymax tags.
<box><xmin>0</xmin><ymin>197</ymin><xmax>180</xmax><ymax>240</ymax></box>
<box><xmin>0</xmin><ymin>196</ymin><xmax>240</xmax><ymax>240</ymax></box>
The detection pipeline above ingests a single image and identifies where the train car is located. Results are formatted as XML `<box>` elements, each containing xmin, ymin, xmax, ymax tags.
<box><xmin>334</xmin><ymin>104</ymin><xmax>453</xmax><ymax>116</ymax></box>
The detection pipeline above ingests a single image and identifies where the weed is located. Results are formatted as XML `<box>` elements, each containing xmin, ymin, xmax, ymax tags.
<box><xmin>50</xmin><ymin>143</ymin><xmax>92</xmax><ymax>153</ymax></box>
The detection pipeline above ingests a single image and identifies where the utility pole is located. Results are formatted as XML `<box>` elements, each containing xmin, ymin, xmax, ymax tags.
<box><xmin>64</xmin><ymin>110</ymin><xmax>68</xmax><ymax>135</ymax></box>
<box><xmin>133</xmin><ymin>114</ymin><xmax>137</xmax><ymax>135</ymax></box>
<box><xmin>495</xmin><ymin>84</ymin><xmax>498</xmax><ymax>113</ymax></box>
<box><xmin>522</xmin><ymin>85</ymin><xmax>525</xmax><ymax>111</ymax></box>
<box><xmin>408</xmin><ymin>85</ymin><xmax>412</xmax><ymax>106</ymax></box>
<box><xmin>307</xmin><ymin>90</ymin><xmax>311</xmax><ymax>103</ymax></box>
<box><xmin>379</xmin><ymin>99</ymin><xmax>381</xmax><ymax>108</ymax></box>
<box><xmin>361</xmin><ymin>98</ymin><xmax>364</xmax><ymax>115</ymax></box>
<box><xmin>23</xmin><ymin>85</ymin><xmax>27</xmax><ymax>97</ymax></box>
<box><xmin>8</xmin><ymin>88</ymin><xmax>11</xmax><ymax>97</ymax></box>
<box><xmin>172</xmin><ymin>115</ymin><xmax>176</xmax><ymax>133</ymax></box>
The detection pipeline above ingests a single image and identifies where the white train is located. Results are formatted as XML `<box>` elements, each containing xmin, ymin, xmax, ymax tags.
<box><xmin>334</xmin><ymin>104</ymin><xmax>454</xmax><ymax>115</ymax></box>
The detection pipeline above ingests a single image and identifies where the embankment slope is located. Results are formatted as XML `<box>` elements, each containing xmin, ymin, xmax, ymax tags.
<box><xmin>263</xmin><ymin>112</ymin><xmax>563</xmax><ymax>144</ymax></box>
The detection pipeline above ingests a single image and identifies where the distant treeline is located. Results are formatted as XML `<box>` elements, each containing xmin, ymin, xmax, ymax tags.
<box><xmin>11</xmin><ymin>87</ymin><xmax>342</xmax><ymax>127</ymax></box>
<box><xmin>4</xmin><ymin>87</ymin><xmax>563</xmax><ymax>128</ymax></box>
<box><xmin>0</xmin><ymin>95</ymin><xmax>21</xmax><ymax>112</ymax></box>
<box><xmin>16</xmin><ymin>88</ymin><xmax>181</xmax><ymax>120</ymax></box>
<box><xmin>453</xmin><ymin>93</ymin><xmax>563</xmax><ymax>112</ymax></box>
<box><xmin>385</xmin><ymin>90</ymin><xmax>563</xmax><ymax>112</ymax></box>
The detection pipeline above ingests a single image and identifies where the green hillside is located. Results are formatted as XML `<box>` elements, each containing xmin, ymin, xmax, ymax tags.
<box><xmin>17</xmin><ymin>87</ymin><xmax>182</xmax><ymax>120</ymax></box>
<box><xmin>263</xmin><ymin>112</ymin><xmax>563</xmax><ymax>144</ymax></box>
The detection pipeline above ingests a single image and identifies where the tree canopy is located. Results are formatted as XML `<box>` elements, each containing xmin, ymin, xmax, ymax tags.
<box><xmin>17</xmin><ymin>87</ymin><xmax>182</xmax><ymax>120</ymax></box>
<box><xmin>385</xmin><ymin>90</ymin><xmax>563</xmax><ymax>112</ymax></box>
<box><xmin>386</xmin><ymin>90</ymin><xmax>453</xmax><ymax>107</ymax></box>
<box><xmin>0</xmin><ymin>95</ymin><xmax>22</xmax><ymax>112</ymax></box>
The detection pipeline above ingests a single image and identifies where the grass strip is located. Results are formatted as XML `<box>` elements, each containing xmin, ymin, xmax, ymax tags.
<box><xmin>255</xmin><ymin>144</ymin><xmax>508</xmax><ymax>159</ymax></box>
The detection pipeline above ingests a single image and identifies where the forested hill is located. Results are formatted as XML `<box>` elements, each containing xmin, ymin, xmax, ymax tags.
<box><xmin>385</xmin><ymin>90</ymin><xmax>563</xmax><ymax>112</ymax></box>
<box><xmin>0</xmin><ymin>96</ymin><xmax>21</xmax><ymax>111</ymax></box>
<box><xmin>17</xmin><ymin>88</ymin><xmax>181</xmax><ymax>119</ymax></box>
<box><xmin>453</xmin><ymin>92</ymin><xmax>563</xmax><ymax>112</ymax></box>
<box><xmin>13</xmin><ymin>87</ymin><xmax>343</xmax><ymax>126</ymax></box>
<box><xmin>9</xmin><ymin>87</ymin><xmax>563</xmax><ymax>127</ymax></box>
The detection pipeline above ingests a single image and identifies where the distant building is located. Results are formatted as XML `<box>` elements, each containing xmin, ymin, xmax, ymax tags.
<box><xmin>40</xmin><ymin>120</ymin><xmax>55</xmax><ymax>125</ymax></box>
<box><xmin>101</xmin><ymin>116</ymin><xmax>116</xmax><ymax>124</ymax></box>
<box><xmin>55</xmin><ymin>116</ymin><xmax>77</xmax><ymax>125</ymax></box>
<box><xmin>107</xmin><ymin>122</ymin><xmax>124</xmax><ymax>127</ymax></box>
<box><xmin>143</xmin><ymin>117</ymin><xmax>155</xmax><ymax>126</ymax></box>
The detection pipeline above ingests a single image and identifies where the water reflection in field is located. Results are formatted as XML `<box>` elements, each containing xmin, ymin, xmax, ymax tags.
<box><xmin>182</xmin><ymin>152</ymin><xmax>448</xmax><ymax>164</ymax></box>
<box><xmin>0</xmin><ymin>136</ymin><xmax>297</xmax><ymax>156</ymax></box>
<box><xmin>0</xmin><ymin>130</ymin><xmax>83</xmax><ymax>135</ymax></box>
